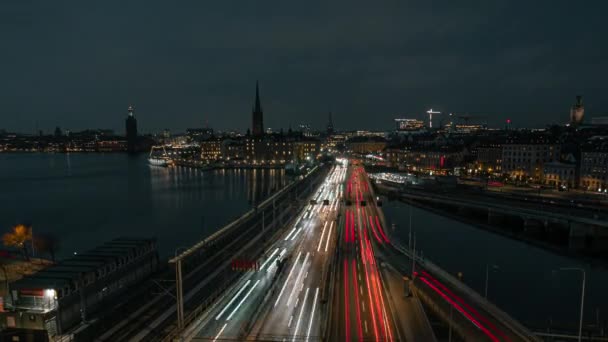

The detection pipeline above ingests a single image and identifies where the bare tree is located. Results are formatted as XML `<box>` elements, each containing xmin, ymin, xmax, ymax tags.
<box><xmin>33</xmin><ymin>233</ymin><xmax>60</xmax><ymax>262</ymax></box>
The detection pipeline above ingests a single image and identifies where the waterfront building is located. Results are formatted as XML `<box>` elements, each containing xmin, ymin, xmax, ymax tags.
<box><xmin>544</xmin><ymin>161</ymin><xmax>578</xmax><ymax>189</ymax></box>
<box><xmin>293</xmin><ymin>139</ymin><xmax>321</xmax><ymax>161</ymax></box>
<box><xmin>346</xmin><ymin>136</ymin><xmax>387</xmax><ymax>154</ymax></box>
<box><xmin>252</xmin><ymin>82</ymin><xmax>264</xmax><ymax>136</ymax></box>
<box><xmin>125</xmin><ymin>105</ymin><xmax>138</xmax><ymax>153</ymax></box>
<box><xmin>579</xmin><ymin>137</ymin><xmax>608</xmax><ymax>191</ymax></box>
<box><xmin>246</xmin><ymin>135</ymin><xmax>293</xmax><ymax>165</ymax></box>
<box><xmin>2</xmin><ymin>238</ymin><xmax>158</xmax><ymax>338</ymax></box>
<box><xmin>324</xmin><ymin>133</ymin><xmax>346</xmax><ymax>153</ymax></box>
<box><xmin>501</xmin><ymin>133</ymin><xmax>561</xmax><ymax>182</ymax></box>
<box><xmin>476</xmin><ymin>145</ymin><xmax>503</xmax><ymax>175</ymax></box>
<box><xmin>401</xmin><ymin>146</ymin><xmax>466</xmax><ymax>174</ymax></box>
<box><xmin>200</xmin><ymin>137</ymin><xmax>223</xmax><ymax>161</ymax></box>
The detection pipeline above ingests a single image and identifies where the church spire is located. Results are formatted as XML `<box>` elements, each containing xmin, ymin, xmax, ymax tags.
<box><xmin>255</xmin><ymin>81</ymin><xmax>262</xmax><ymax>113</ymax></box>
<box><xmin>252</xmin><ymin>81</ymin><xmax>264</xmax><ymax>136</ymax></box>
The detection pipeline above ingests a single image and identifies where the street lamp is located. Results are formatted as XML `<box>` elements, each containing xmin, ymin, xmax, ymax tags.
<box><xmin>555</xmin><ymin>267</ymin><xmax>586</xmax><ymax>342</ymax></box>
<box><xmin>484</xmin><ymin>264</ymin><xmax>499</xmax><ymax>299</ymax></box>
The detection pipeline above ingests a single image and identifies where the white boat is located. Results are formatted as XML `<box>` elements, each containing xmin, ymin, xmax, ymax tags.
<box><xmin>148</xmin><ymin>146</ymin><xmax>174</xmax><ymax>167</ymax></box>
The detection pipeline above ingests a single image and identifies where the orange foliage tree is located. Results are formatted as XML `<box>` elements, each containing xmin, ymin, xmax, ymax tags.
<box><xmin>2</xmin><ymin>224</ymin><xmax>33</xmax><ymax>261</ymax></box>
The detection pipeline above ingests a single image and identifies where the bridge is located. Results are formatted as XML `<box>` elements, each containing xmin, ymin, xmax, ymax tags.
<box><xmin>98</xmin><ymin>161</ymin><xmax>542</xmax><ymax>341</ymax></box>
<box><xmin>372</xmin><ymin>179</ymin><xmax>608</xmax><ymax>257</ymax></box>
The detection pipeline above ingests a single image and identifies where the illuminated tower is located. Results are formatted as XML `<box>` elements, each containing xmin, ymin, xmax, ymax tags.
<box><xmin>125</xmin><ymin>105</ymin><xmax>138</xmax><ymax>153</ymax></box>
<box><xmin>569</xmin><ymin>95</ymin><xmax>584</xmax><ymax>126</ymax></box>
<box><xmin>252</xmin><ymin>81</ymin><xmax>264</xmax><ymax>136</ymax></box>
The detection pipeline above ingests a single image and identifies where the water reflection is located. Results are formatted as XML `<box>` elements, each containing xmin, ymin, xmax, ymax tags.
<box><xmin>382</xmin><ymin>197</ymin><xmax>607</xmax><ymax>328</ymax></box>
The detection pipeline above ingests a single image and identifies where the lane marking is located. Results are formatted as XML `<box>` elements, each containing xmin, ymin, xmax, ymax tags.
<box><xmin>324</xmin><ymin>221</ymin><xmax>333</xmax><ymax>252</ymax></box>
<box><xmin>287</xmin><ymin>252</ymin><xmax>310</xmax><ymax>307</ymax></box>
<box><xmin>292</xmin><ymin>287</ymin><xmax>310</xmax><ymax>342</ymax></box>
<box><xmin>306</xmin><ymin>287</ymin><xmax>320</xmax><ymax>341</ymax></box>
<box><xmin>216</xmin><ymin>280</ymin><xmax>250</xmax><ymax>320</ymax></box>
<box><xmin>274</xmin><ymin>252</ymin><xmax>302</xmax><ymax>307</ymax></box>
<box><xmin>226</xmin><ymin>279</ymin><xmax>260</xmax><ymax>321</ymax></box>
<box><xmin>317</xmin><ymin>221</ymin><xmax>328</xmax><ymax>252</ymax></box>
<box><xmin>212</xmin><ymin>323</ymin><xmax>228</xmax><ymax>342</ymax></box>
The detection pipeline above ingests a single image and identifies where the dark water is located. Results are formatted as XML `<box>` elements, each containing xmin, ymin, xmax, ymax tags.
<box><xmin>382</xmin><ymin>198</ymin><xmax>608</xmax><ymax>328</ymax></box>
<box><xmin>0</xmin><ymin>153</ymin><xmax>289</xmax><ymax>260</ymax></box>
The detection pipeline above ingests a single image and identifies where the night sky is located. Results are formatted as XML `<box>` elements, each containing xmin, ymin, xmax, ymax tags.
<box><xmin>1</xmin><ymin>1</ymin><xmax>606</xmax><ymax>134</ymax></box>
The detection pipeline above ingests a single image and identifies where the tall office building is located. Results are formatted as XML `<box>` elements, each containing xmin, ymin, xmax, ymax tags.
<box><xmin>125</xmin><ymin>105</ymin><xmax>138</xmax><ymax>153</ymax></box>
<box><xmin>252</xmin><ymin>82</ymin><xmax>264</xmax><ymax>136</ymax></box>
<box><xmin>570</xmin><ymin>95</ymin><xmax>584</xmax><ymax>126</ymax></box>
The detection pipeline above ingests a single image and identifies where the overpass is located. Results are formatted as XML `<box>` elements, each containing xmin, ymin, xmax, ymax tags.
<box><xmin>374</xmin><ymin>180</ymin><xmax>608</xmax><ymax>256</ymax></box>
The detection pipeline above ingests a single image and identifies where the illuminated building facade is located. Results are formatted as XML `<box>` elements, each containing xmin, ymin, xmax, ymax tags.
<box><xmin>501</xmin><ymin>135</ymin><xmax>560</xmax><ymax>181</ymax></box>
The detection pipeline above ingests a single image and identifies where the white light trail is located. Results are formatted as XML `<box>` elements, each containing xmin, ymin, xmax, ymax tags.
<box><xmin>285</xmin><ymin>214</ymin><xmax>304</xmax><ymax>240</ymax></box>
<box><xmin>325</xmin><ymin>221</ymin><xmax>333</xmax><ymax>252</ymax></box>
<box><xmin>259</xmin><ymin>248</ymin><xmax>280</xmax><ymax>271</ymax></box>
<box><xmin>317</xmin><ymin>221</ymin><xmax>328</xmax><ymax>252</ymax></box>
<box><xmin>275</xmin><ymin>252</ymin><xmax>302</xmax><ymax>307</ymax></box>
<box><xmin>287</xmin><ymin>252</ymin><xmax>310</xmax><ymax>307</ymax></box>
<box><xmin>212</xmin><ymin>323</ymin><xmax>228</xmax><ymax>342</ymax></box>
<box><xmin>226</xmin><ymin>279</ymin><xmax>260</xmax><ymax>321</ymax></box>
<box><xmin>292</xmin><ymin>287</ymin><xmax>310</xmax><ymax>342</ymax></box>
<box><xmin>216</xmin><ymin>280</ymin><xmax>250</xmax><ymax>320</ymax></box>
<box><xmin>306</xmin><ymin>287</ymin><xmax>320</xmax><ymax>341</ymax></box>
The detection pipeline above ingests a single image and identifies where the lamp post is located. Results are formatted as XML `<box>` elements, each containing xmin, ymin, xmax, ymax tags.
<box><xmin>173</xmin><ymin>246</ymin><xmax>188</xmax><ymax>330</ymax></box>
<box><xmin>484</xmin><ymin>264</ymin><xmax>499</xmax><ymax>299</ymax></box>
<box><xmin>557</xmin><ymin>267</ymin><xmax>586</xmax><ymax>342</ymax></box>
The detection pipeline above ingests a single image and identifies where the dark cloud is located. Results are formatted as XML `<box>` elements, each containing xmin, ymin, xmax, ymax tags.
<box><xmin>1</xmin><ymin>1</ymin><xmax>606</xmax><ymax>133</ymax></box>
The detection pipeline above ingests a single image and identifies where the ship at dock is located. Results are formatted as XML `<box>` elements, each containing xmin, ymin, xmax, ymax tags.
<box><xmin>148</xmin><ymin>145</ymin><xmax>174</xmax><ymax>167</ymax></box>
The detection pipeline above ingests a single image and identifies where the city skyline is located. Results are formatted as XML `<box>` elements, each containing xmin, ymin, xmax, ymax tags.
<box><xmin>1</xmin><ymin>1</ymin><xmax>607</xmax><ymax>132</ymax></box>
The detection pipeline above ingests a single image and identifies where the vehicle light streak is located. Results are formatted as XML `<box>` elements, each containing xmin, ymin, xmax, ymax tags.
<box><xmin>226</xmin><ymin>279</ymin><xmax>260</xmax><ymax>321</ymax></box>
<box><xmin>373</xmin><ymin>265</ymin><xmax>393</xmax><ymax>342</ymax></box>
<box><xmin>344</xmin><ymin>259</ymin><xmax>351</xmax><ymax>342</ymax></box>
<box><xmin>325</xmin><ymin>221</ymin><xmax>333</xmax><ymax>252</ymax></box>
<box><xmin>274</xmin><ymin>252</ymin><xmax>302</xmax><ymax>307</ymax></box>
<box><xmin>216</xmin><ymin>280</ymin><xmax>250</xmax><ymax>320</ymax></box>
<box><xmin>350</xmin><ymin>211</ymin><xmax>355</xmax><ymax>243</ymax></box>
<box><xmin>345</xmin><ymin>210</ymin><xmax>350</xmax><ymax>243</ymax></box>
<box><xmin>287</xmin><ymin>252</ymin><xmax>310</xmax><ymax>307</ymax></box>
<box><xmin>259</xmin><ymin>248</ymin><xmax>280</xmax><ymax>271</ymax></box>
<box><xmin>352</xmin><ymin>260</ymin><xmax>364</xmax><ymax>341</ymax></box>
<box><xmin>421</xmin><ymin>271</ymin><xmax>509</xmax><ymax>341</ymax></box>
<box><xmin>285</xmin><ymin>214</ymin><xmax>304</xmax><ymax>240</ymax></box>
<box><xmin>212</xmin><ymin>323</ymin><xmax>228</xmax><ymax>342</ymax></box>
<box><xmin>375</xmin><ymin>216</ymin><xmax>389</xmax><ymax>243</ymax></box>
<box><xmin>363</xmin><ymin>259</ymin><xmax>380</xmax><ymax>341</ymax></box>
<box><xmin>418</xmin><ymin>276</ymin><xmax>499</xmax><ymax>342</ymax></box>
<box><xmin>292</xmin><ymin>287</ymin><xmax>310</xmax><ymax>342</ymax></box>
<box><xmin>306</xmin><ymin>287</ymin><xmax>320</xmax><ymax>341</ymax></box>
<box><xmin>369</xmin><ymin>215</ymin><xmax>383</xmax><ymax>244</ymax></box>
<box><xmin>317</xmin><ymin>221</ymin><xmax>328</xmax><ymax>252</ymax></box>
<box><xmin>369</xmin><ymin>263</ymin><xmax>387</xmax><ymax>341</ymax></box>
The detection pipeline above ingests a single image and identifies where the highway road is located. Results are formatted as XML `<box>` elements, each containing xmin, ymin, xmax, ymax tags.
<box><xmin>251</xmin><ymin>164</ymin><xmax>345</xmax><ymax>341</ymax></box>
<box><xmin>184</xmin><ymin>164</ymin><xmax>346</xmax><ymax>341</ymax></box>
<box><xmin>363</xmin><ymin>169</ymin><xmax>536</xmax><ymax>341</ymax></box>
<box><xmin>331</xmin><ymin>164</ymin><xmax>397</xmax><ymax>342</ymax></box>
